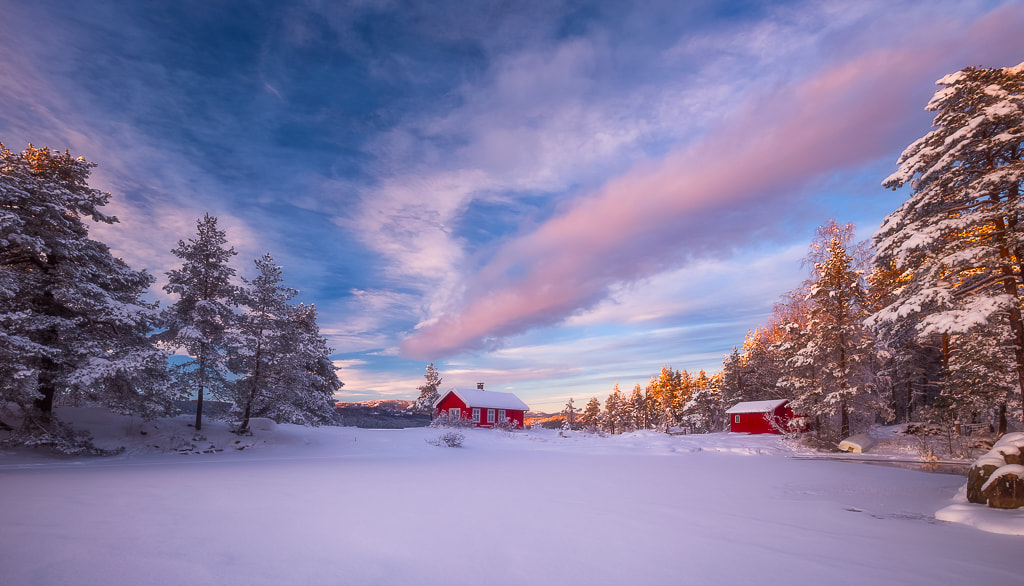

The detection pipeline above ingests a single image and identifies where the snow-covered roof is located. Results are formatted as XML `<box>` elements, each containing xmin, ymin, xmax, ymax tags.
<box><xmin>725</xmin><ymin>399</ymin><xmax>789</xmax><ymax>414</ymax></box>
<box><xmin>434</xmin><ymin>387</ymin><xmax>529</xmax><ymax>411</ymax></box>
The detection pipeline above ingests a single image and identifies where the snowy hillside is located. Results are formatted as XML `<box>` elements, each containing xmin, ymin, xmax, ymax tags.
<box><xmin>1</xmin><ymin>409</ymin><xmax>1022</xmax><ymax>585</ymax></box>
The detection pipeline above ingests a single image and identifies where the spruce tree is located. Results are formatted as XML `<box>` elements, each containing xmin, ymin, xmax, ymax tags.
<box><xmin>161</xmin><ymin>214</ymin><xmax>238</xmax><ymax>431</ymax></box>
<box><xmin>0</xmin><ymin>143</ymin><xmax>170</xmax><ymax>438</ymax></box>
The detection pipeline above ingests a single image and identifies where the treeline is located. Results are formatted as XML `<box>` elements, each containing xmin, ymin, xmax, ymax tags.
<box><xmin>570</xmin><ymin>61</ymin><xmax>1024</xmax><ymax>443</ymax></box>
<box><xmin>0</xmin><ymin>143</ymin><xmax>341</xmax><ymax>452</ymax></box>
<box><xmin>562</xmin><ymin>367</ymin><xmax>722</xmax><ymax>434</ymax></box>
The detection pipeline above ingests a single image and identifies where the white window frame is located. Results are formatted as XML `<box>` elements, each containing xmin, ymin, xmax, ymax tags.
<box><xmin>449</xmin><ymin>407</ymin><xmax>461</xmax><ymax>419</ymax></box>
<box><xmin>472</xmin><ymin>408</ymin><xmax>481</xmax><ymax>422</ymax></box>
<box><xmin>734</xmin><ymin>414</ymin><xmax>741</xmax><ymax>423</ymax></box>
<box><xmin>498</xmin><ymin>409</ymin><xmax>506</xmax><ymax>422</ymax></box>
<box><xmin>487</xmin><ymin>409</ymin><xmax>495</xmax><ymax>423</ymax></box>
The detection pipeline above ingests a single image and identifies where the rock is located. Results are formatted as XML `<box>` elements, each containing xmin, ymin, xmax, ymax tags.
<box><xmin>967</xmin><ymin>455</ymin><xmax>1004</xmax><ymax>504</ymax></box>
<box><xmin>838</xmin><ymin>434</ymin><xmax>875</xmax><ymax>453</ymax></box>
<box><xmin>981</xmin><ymin>464</ymin><xmax>1024</xmax><ymax>509</ymax></box>
<box><xmin>992</xmin><ymin>444</ymin><xmax>1023</xmax><ymax>465</ymax></box>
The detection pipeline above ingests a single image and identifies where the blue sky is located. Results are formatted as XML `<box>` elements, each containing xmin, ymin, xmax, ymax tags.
<box><xmin>2</xmin><ymin>0</ymin><xmax>1022</xmax><ymax>411</ymax></box>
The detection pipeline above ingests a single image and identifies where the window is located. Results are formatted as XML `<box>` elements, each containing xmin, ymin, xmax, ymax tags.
<box><xmin>449</xmin><ymin>407</ymin><xmax>461</xmax><ymax>419</ymax></box>
<box><xmin>472</xmin><ymin>408</ymin><xmax>480</xmax><ymax>422</ymax></box>
<box><xmin>498</xmin><ymin>409</ymin><xmax>506</xmax><ymax>422</ymax></box>
<box><xmin>487</xmin><ymin>409</ymin><xmax>495</xmax><ymax>423</ymax></box>
<box><xmin>734</xmin><ymin>415</ymin><xmax>741</xmax><ymax>423</ymax></box>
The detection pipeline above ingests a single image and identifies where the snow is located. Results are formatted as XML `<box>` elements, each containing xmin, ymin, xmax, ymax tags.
<box><xmin>435</xmin><ymin>386</ymin><xmax>530</xmax><ymax>410</ymax></box>
<box><xmin>994</xmin><ymin>432</ymin><xmax>1024</xmax><ymax>449</ymax></box>
<box><xmin>838</xmin><ymin>433</ymin><xmax>875</xmax><ymax>453</ymax></box>
<box><xmin>981</xmin><ymin>464</ymin><xmax>1024</xmax><ymax>492</ymax></box>
<box><xmin>1</xmin><ymin>408</ymin><xmax>1022</xmax><ymax>585</ymax></box>
<box><xmin>725</xmin><ymin>398</ymin><xmax>788</xmax><ymax>413</ymax></box>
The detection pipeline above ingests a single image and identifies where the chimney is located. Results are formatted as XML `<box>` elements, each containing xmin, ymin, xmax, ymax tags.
<box><xmin>477</xmin><ymin>382</ymin><xmax>485</xmax><ymax>390</ymax></box>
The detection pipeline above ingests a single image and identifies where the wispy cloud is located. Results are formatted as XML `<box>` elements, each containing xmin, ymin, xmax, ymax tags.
<box><xmin>400</xmin><ymin>2</ymin><xmax>1024</xmax><ymax>359</ymax></box>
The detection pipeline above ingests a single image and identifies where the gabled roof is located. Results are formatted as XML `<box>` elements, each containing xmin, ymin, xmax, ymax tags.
<box><xmin>434</xmin><ymin>387</ymin><xmax>529</xmax><ymax>411</ymax></box>
<box><xmin>725</xmin><ymin>399</ymin><xmax>789</xmax><ymax>414</ymax></box>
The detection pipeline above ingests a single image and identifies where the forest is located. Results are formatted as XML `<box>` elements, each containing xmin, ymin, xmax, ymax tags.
<box><xmin>558</xmin><ymin>62</ymin><xmax>1024</xmax><ymax>446</ymax></box>
<box><xmin>0</xmin><ymin>145</ymin><xmax>341</xmax><ymax>453</ymax></box>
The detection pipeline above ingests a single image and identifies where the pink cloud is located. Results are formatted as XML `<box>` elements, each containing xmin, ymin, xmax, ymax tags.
<box><xmin>400</xmin><ymin>5</ymin><xmax>1024</xmax><ymax>359</ymax></box>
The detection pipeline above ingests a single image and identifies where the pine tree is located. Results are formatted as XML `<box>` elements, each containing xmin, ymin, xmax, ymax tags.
<box><xmin>561</xmin><ymin>397</ymin><xmax>580</xmax><ymax>431</ymax></box>
<box><xmin>873</xmin><ymin>60</ymin><xmax>1024</xmax><ymax>425</ymax></box>
<box><xmin>0</xmin><ymin>143</ymin><xmax>171</xmax><ymax>438</ymax></box>
<box><xmin>648</xmin><ymin>366</ymin><xmax>680</xmax><ymax>430</ymax></box>
<box><xmin>261</xmin><ymin>302</ymin><xmax>342</xmax><ymax>426</ymax></box>
<box><xmin>782</xmin><ymin>223</ymin><xmax>881</xmax><ymax>439</ymax></box>
<box><xmin>161</xmin><ymin>214</ymin><xmax>238</xmax><ymax>431</ymax></box>
<box><xmin>626</xmin><ymin>384</ymin><xmax>646</xmax><ymax>431</ymax></box>
<box><xmin>603</xmin><ymin>384</ymin><xmax>626</xmax><ymax>434</ymax></box>
<box><xmin>580</xmin><ymin>397</ymin><xmax>602</xmax><ymax>432</ymax></box>
<box><xmin>681</xmin><ymin>371</ymin><xmax>724</xmax><ymax>433</ymax></box>
<box><xmin>227</xmin><ymin>254</ymin><xmax>340</xmax><ymax>432</ymax></box>
<box><xmin>414</xmin><ymin>363</ymin><xmax>443</xmax><ymax>414</ymax></box>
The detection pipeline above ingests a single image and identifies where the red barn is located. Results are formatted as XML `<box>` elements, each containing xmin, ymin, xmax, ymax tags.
<box><xmin>726</xmin><ymin>399</ymin><xmax>802</xmax><ymax>434</ymax></box>
<box><xmin>434</xmin><ymin>384</ymin><xmax>529</xmax><ymax>429</ymax></box>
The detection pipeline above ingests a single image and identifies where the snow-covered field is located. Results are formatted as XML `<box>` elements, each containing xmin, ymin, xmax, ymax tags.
<box><xmin>2</xmin><ymin>409</ymin><xmax>1022</xmax><ymax>585</ymax></box>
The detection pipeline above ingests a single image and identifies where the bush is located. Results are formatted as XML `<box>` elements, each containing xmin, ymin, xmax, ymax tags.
<box><xmin>427</xmin><ymin>431</ymin><xmax>464</xmax><ymax>448</ymax></box>
<box><xmin>429</xmin><ymin>411</ymin><xmax>472</xmax><ymax>428</ymax></box>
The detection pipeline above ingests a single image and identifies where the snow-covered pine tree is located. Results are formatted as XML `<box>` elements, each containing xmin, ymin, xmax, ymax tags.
<box><xmin>783</xmin><ymin>222</ymin><xmax>881</xmax><ymax>439</ymax></box>
<box><xmin>648</xmin><ymin>365</ymin><xmax>680</xmax><ymax>430</ymax></box>
<box><xmin>228</xmin><ymin>253</ymin><xmax>310</xmax><ymax>433</ymax></box>
<box><xmin>627</xmin><ymin>384</ymin><xmax>646</xmax><ymax>431</ymax></box>
<box><xmin>718</xmin><ymin>348</ymin><xmax>746</xmax><ymax>408</ymax></box>
<box><xmin>161</xmin><ymin>214</ymin><xmax>238</xmax><ymax>431</ymax></box>
<box><xmin>413</xmin><ymin>363</ymin><xmax>443</xmax><ymax>414</ymax></box>
<box><xmin>580</xmin><ymin>396</ymin><xmax>602</xmax><ymax>432</ymax></box>
<box><xmin>681</xmin><ymin>371</ymin><xmax>724</xmax><ymax>433</ymax></box>
<box><xmin>260</xmin><ymin>302</ymin><xmax>342</xmax><ymax>426</ymax></box>
<box><xmin>0</xmin><ymin>143</ymin><xmax>171</xmax><ymax>440</ymax></box>
<box><xmin>872</xmin><ymin>60</ymin><xmax>1024</xmax><ymax>425</ymax></box>
<box><xmin>865</xmin><ymin>262</ymin><xmax>942</xmax><ymax>423</ymax></box>
<box><xmin>561</xmin><ymin>397</ymin><xmax>579</xmax><ymax>431</ymax></box>
<box><xmin>941</xmin><ymin>318</ymin><xmax>1019</xmax><ymax>433</ymax></box>
<box><xmin>603</xmin><ymin>383</ymin><xmax>626</xmax><ymax>434</ymax></box>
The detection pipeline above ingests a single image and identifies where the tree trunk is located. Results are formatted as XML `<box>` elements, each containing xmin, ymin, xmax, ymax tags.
<box><xmin>840</xmin><ymin>399</ymin><xmax>849</xmax><ymax>439</ymax></box>
<box><xmin>195</xmin><ymin>350</ymin><xmax>205</xmax><ymax>431</ymax></box>
<box><xmin>991</xmin><ymin>211</ymin><xmax>1024</xmax><ymax>426</ymax></box>
<box><xmin>905</xmin><ymin>379</ymin><xmax>913</xmax><ymax>423</ymax></box>
<box><xmin>998</xmin><ymin>402</ymin><xmax>1007</xmax><ymax>436</ymax></box>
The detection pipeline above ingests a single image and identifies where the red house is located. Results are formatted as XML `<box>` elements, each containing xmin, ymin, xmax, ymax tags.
<box><xmin>434</xmin><ymin>384</ymin><xmax>529</xmax><ymax>429</ymax></box>
<box><xmin>726</xmin><ymin>399</ymin><xmax>802</xmax><ymax>434</ymax></box>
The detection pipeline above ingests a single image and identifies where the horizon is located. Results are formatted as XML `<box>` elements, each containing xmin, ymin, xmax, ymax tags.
<box><xmin>2</xmin><ymin>0</ymin><xmax>1023</xmax><ymax>411</ymax></box>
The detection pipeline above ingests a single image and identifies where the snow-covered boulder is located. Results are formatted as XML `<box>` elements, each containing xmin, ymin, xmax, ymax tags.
<box><xmin>967</xmin><ymin>435</ymin><xmax>1024</xmax><ymax>506</ymax></box>
<box><xmin>248</xmin><ymin>418</ymin><xmax>277</xmax><ymax>432</ymax></box>
<box><xmin>838</xmin><ymin>434</ymin><xmax>874</xmax><ymax>453</ymax></box>
<box><xmin>968</xmin><ymin>455</ymin><xmax>1006</xmax><ymax>504</ymax></box>
<box><xmin>992</xmin><ymin>432</ymin><xmax>1024</xmax><ymax>465</ymax></box>
<box><xmin>981</xmin><ymin>465</ymin><xmax>1024</xmax><ymax>509</ymax></box>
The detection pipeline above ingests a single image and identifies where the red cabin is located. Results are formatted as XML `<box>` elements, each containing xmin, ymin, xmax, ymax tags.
<box><xmin>434</xmin><ymin>384</ymin><xmax>529</xmax><ymax>429</ymax></box>
<box><xmin>726</xmin><ymin>399</ymin><xmax>802</xmax><ymax>434</ymax></box>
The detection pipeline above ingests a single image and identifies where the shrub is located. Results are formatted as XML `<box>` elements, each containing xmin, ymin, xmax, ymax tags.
<box><xmin>427</xmin><ymin>431</ymin><xmax>464</xmax><ymax>448</ymax></box>
<box><xmin>429</xmin><ymin>411</ymin><xmax>472</xmax><ymax>428</ymax></box>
